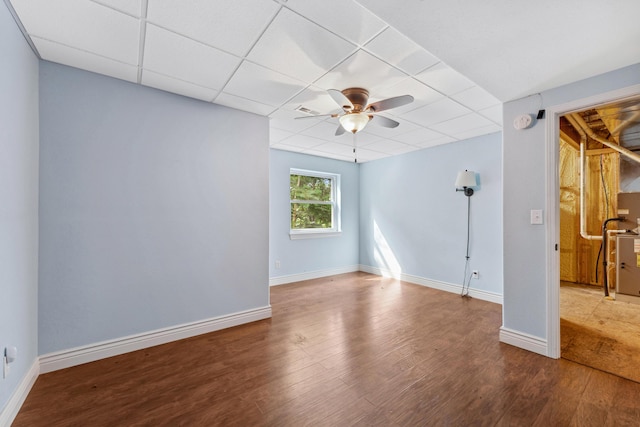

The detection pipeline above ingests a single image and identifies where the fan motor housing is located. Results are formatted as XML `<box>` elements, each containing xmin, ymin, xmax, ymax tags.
<box><xmin>341</xmin><ymin>88</ymin><xmax>369</xmax><ymax>112</ymax></box>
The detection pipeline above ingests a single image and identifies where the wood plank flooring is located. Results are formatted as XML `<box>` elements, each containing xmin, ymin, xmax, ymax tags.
<box><xmin>13</xmin><ymin>272</ymin><xmax>640</xmax><ymax>426</ymax></box>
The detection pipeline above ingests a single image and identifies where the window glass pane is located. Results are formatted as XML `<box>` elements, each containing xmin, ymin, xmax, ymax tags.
<box><xmin>291</xmin><ymin>203</ymin><xmax>333</xmax><ymax>229</ymax></box>
<box><xmin>290</xmin><ymin>174</ymin><xmax>332</xmax><ymax>202</ymax></box>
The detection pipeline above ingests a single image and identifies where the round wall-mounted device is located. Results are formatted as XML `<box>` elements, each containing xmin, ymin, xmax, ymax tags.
<box><xmin>513</xmin><ymin>114</ymin><xmax>533</xmax><ymax>130</ymax></box>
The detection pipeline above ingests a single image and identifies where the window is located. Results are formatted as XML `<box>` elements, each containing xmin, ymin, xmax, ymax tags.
<box><xmin>289</xmin><ymin>168</ymin><xmax>341</xmax><ymax>239</ymax></box>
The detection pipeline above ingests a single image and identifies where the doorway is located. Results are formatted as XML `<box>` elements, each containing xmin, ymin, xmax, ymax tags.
<box><xmin>554</xmin><ymin>94</ymin><xmax>640</xmax><ymax>382</ymax></box>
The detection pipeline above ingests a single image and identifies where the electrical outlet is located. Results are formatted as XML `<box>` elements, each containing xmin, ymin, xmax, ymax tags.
<box><xmin>472</xmin><ymin>270</ymin><xmax>479</xmax><ymax>279</ymax></box>
<box><xmin>275</xmin><ymin>260</ymin><xmax>281</xmax><ymax>269</ymax></box>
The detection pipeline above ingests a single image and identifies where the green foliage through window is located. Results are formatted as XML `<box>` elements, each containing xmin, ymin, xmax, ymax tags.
<box><xmin>290</xmin><ymin>172</ymin><xmax>336</xmax><ymax>230</ymax></box>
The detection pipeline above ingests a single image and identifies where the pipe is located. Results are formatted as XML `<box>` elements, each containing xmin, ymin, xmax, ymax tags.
<box><xmin>570</xmin><ymin>113</ymin><xmax>640</xmax><ymax>165</ymax></box>
<box><xmin>601</xmin><ymin>217</ymin><xmax>624</xmax><ymax>297</ymax></box>
<box><xmin>565</xmin><ymin>114</ymin><xmax>602</xmax><ymax>241</ymax></box>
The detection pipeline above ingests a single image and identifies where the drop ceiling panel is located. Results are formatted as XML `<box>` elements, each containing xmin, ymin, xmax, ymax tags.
<box><xmin>146</xmin><ymin>0</ymin><xmax>280</xmax><ymax>57</ymax></box>
<box><xmin>451</xmin><ymin>86</ymin><xmax>500</xmax><ymax>111</ymax></box>
<box><xmin>223</xmin><ymin>61</ymin><xmax>308</xmax><ymax>107</ymax></box>
<box><xmin>430</xmin><ymin>113</ymin><xmax>495</xmax><ymax>135</ymax></box>
<box><xmin>143</xmin><ymin>24</ymin><xmax>240</xmax><ymax>90</ymax></box>
<box><xmin>141</xmin><ymin>70</ymin><xmax>218</xmax><ymax>101</ymax></box>
<box><xmin>314</xmin><ymin>50</ymin><xmax>407</xmax><ymax>93</ymax></box>
<box><xmin>415</xmin><ymin>62</ymin><xmax>476</xmax><ymax>96</ymax></box>
<box><xmin>363</xmin><ymin>139</ymin><xmax>416</xmax><ymax>155</ymax></box>
<box><xmin>478</xmin><ymin>104</ymin><xmax>503</xmax><ymax>125</ymax></box>
<box><xmin>356</xmin><ymin>147</ymin><xmax>389</xmax><ymax>162</ymax></box>
<box><xmin>11</xmin><ymin>0</ymin><xmax>140</xmax><ymax>64</ymax></box>
<box><xmin>278</xmin><ymin>134</ymin><xmax>327</xmax><ymax>150</ymax></box>
<box><xmin>270</xmin><ymin>128</ymin><xmax>295</xmax><ymax>145</ymax></box>
<box><xmin>391</xmin><ymin>127</ymin><xmax>447</xmax><ymax>145</ymax></box>
<box><xmin>93</xmin><ymin>0</ymin><xmax>142</xmax><ymax>17</ymax></box>
<box><xmin>375</xmin><ymin>77</ymin><xmax>445</xmax><ymax>114</ymax></box>
<box><xmin>311</xmin><ymin>142</ymin><xmax>358</xmax><ymax>157</ymax></box>
<box><xmin>300</xmin><ymin>121</ymin><xmax>345</xmax><ymax>141</ymax></box>
<box><xmin>34</xmin><ymin>37</ymin><xmax>138</xmax><ymax>82</ymax></box>
<box><xmin>247</xmin><ymin>8</ymin><xmax>356</xmax><ymax>83</ymax></box>
<box><xmin>403</xmin><ymin>98</ymin><xmax>471</xmax><ymax>127</ymax></box>
<box><xmin>270</xmin><ymin>116</ymin><xmax>323</xmax><ymax>133</ymax></box>
<box><xmin>215</xmin><ymin>92</ymin><xmax>276</xmax><ymax>116</ymax></box>
<box><xmin>452</xmin><ymin>124</ymin><xmax>502</xmax><ymax>141</ymax></box>
<box><xmin>283</xmin><ymin>0</ymin><xmax>387</xmax><ymax>46</ymax></box>
<box><xmin>364</xmin><ymin>27</ymin><xmax>440</xmax><ymax>75</ymax></box>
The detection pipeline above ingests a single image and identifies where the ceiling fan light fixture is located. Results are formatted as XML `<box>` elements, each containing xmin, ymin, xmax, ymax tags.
<box><xmin>339</xmin><ymin>112</ymin><xmax>370</xmax><ymax>134</ymax></box>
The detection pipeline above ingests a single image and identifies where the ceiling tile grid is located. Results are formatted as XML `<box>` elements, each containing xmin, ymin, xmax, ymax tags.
<box><xmin>9</xmin><ymin>0</ymin><xmax>508</xmax><ymax>162</ymax></box>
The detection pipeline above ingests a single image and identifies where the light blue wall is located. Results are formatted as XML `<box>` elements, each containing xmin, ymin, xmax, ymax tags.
<box><xmin>38</xmin><ymin>62</ymin><xmax>270</xmax><ymax>354</ymax></box>
<box><xmin>0</xmin><ymin>2</ymin><xmax>39</xmax><ymax>413</ymax></box>
<box><xmin>359</xmin><ymin>133</ymin><xmax>503</xmax><ymax>295</ymax></box>
<box><xmin>503</xmin><ymin>63</ymin><xmax>640</xmax><ymax>339</ymax></box>
<box><xmin>269</xmin><ymin>149</ymin><xmax>359</xmax><ymax>279</ymax></box>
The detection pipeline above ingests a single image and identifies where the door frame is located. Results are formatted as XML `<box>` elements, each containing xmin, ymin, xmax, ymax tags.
<box><xmin>545</xmin><ymin>84</ymin><xmax>640</xmax><ymax>358</ymax></box>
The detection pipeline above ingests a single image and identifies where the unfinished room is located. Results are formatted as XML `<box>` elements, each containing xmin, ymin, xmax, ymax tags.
<box><xmin>2</xmin><ymin>0</ymin><xmax>640</xmax><ymax>425</ymax></box>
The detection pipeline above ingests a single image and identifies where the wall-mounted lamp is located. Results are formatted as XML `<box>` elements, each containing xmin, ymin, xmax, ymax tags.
<box><xmin>455</xmin><ymin>170</ymin><xmax>477</xmax><ymax>197</ymax></box>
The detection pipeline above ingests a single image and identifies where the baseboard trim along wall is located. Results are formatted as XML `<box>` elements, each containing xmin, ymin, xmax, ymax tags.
<box><xmin>0</xmin><ymin>359</ymin><xmax>40</xmax><ymax>427</ymax></box>
<box><xmin>499</xmin><ymin>327</ymin><xmax>548</xmax><ymax>356</ymax></box>
<box><xmin>359</xmin><ymin>264</ymin><xmax>503</xmax><ymax>305</ymax></box>
<box><xmin>269</xmin><ymin>265</ymin><xmax>360</xmax><ymax>286</ymax></box>
<box><xmin>39</xmin><ymin>306</ymin><xmax>272</xmax><ymax>374</ymax></box>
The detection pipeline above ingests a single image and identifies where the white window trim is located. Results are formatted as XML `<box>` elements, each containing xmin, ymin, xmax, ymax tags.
<box><xmin>289</xmin><ymin>168</ymin><xmax>341</xmax><ymax>239</ymax></box>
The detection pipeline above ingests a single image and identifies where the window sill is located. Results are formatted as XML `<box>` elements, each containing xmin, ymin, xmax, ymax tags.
<box><xmin>289</xmin><ymin>231</ymin><xmax>342</xmax><ymax>240</ymax></box>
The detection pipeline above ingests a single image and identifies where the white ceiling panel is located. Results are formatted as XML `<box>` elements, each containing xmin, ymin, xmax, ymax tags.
<box><xmin>363</xmin><ymin>139</ymin><xmax>416</xmax><ymax>155</ymax></box>
<box><xmin>11</xmin><ymin>0</ymin><xmax>140</xmax><ymax>64</ymax></box>
<box><xmin>349</xmin><ymin>131</ymin><xmax>383</xmax><ymax>146</ymax></box>
<box><xmin>356</xmin><ymin>147</ymin><xmax>390</xmax><ymax>162</ymax></box>
<box><xmin>416</xmin><ymin>136</ymin><xmax>456</xmax><ymax>148</ymax></box>
<box><xmin>391</xmin><ymin>127</ymin><xmax>447</xmax><ymax>146</ymax></box>
<box><xmin>278</xmin><ymin>134</ymin><xmax>327</xmax><ymax>150</ymax></box>
<box><xmin>451</xmin><ymin>86</ymin><xmax>500</xmax><ymax>112</ymax></box>
<box><xmin>363</xmin><ymin>116</ymin><xmax>420</xmax><ymax>138</ymax></box>
<box><xmin>314</xmin><ymin>50</ymin><xmax>407</xmax><ymax>93</ymax></box>
<box><xmin>93</xmin><ymin>0</ymin><xmax>142</xmax><ymax>17</ymax></box>
<box><xmin>146</xmin><ymin>0</ymin><xmax>280</xmax><ymax>57</ymax></box>
<box><xmin>478</xmin><ymin>104</ymin><xmax>503</xmax><ymax>125</ymax></box>
<box><xmin>311</xmin><ymin>142</ymin><xmax>358</xmax><ymax>157</ymax></box>
<box><xmin>215</xmin><ymin>92</ymin><xmax>276</xmax><ymax>116</ymax></box>
<box><xmin>34</xmin><ymin>37</ymin><xmax>138</xmax><ymax>82</ymax></box>
<box><xmin>283</xmin><ymin>0</ymin><xmax>386</xmax><ymax>46</ymax></box>
<box><xmin>452</xmin><ymin>124</ymin><xmax>502</xmax><ymax>141</ymax></box>
<box><xmin>270</xmin><ymin>128</ymin><xmax>295</xmax><ymax>145</ymax></box>
<box><xmin>270</xmin><ymin>115</ymin><xmax>322</xmax><ymax>133</ymax></box>
<box><xmin>223</xmin><ymin>61</ymin><xmax>308</xmax><ymax>107</ymax></box>
<box><xmin>430</xmin><ymin>113</ymin><xmax>496</xmax><ymax>136</ymax></box>
<box><xmin>141</xmin><ymin>70</ymin><xmax>218</xmax><ymax>101</ymax></box>
<box><xmin>143</xmin><ymin>24</ymin><xmax>240</xmax><ymax>90</ymax></box>
<box><xmin>247</xmin><ymin>8</ymin><xmax>356</xmax><ymax>83</ymax></box>
<box><xmin>402</xmin><ymin>98</ymin><xmax>471</xmax><ymax>127</ymax></box>
<box><xmin>415</xmin><ymin>62</ymin><xmax>476</xmax><ymax>96</ymax></box>
<box><xmin>364</xmin><ymin>27</ymin><xmax>440</xmax><ymax>75</ymax></box>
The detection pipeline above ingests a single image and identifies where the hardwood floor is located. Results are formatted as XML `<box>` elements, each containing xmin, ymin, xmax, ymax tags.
<box><xmin>13</xmin><ymin>272</ymin><xmax>640</xmax><ymax>426</ymax></box>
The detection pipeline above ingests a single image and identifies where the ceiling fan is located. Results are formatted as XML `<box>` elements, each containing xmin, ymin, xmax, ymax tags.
<box><xmin>297</xmin><ymin>88</ymin><xmax>414</xmax><ymax>136</ymax></box>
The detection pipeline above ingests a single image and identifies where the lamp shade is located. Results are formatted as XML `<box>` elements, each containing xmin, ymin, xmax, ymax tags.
<box><xmin>455</xmin><ymin>170</ymin><xmax>477</xmax><ymax>188</ymax></box>
<box><xmin>339</xmin><ymin>112</ymin><xmax>370</xmax><ymax>134</ymax></box>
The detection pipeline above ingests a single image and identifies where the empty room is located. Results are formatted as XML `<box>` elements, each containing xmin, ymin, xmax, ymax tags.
<box><xmin>2</xmin><ymin>0</ymin><xmax>640</xmax><ymax>425</ymax></box>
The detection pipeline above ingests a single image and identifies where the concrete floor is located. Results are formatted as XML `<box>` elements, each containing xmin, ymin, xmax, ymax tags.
<box><xmin>560</xmin><ymin>282</ymin><xmax>640</xmax><ymax>383</ymax></box>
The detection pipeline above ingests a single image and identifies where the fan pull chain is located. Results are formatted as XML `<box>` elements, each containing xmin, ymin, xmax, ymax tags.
<box><xmin>353</xmin><ymin>132</ymin><xmax>358</xmax><ymax>163</ymax></box>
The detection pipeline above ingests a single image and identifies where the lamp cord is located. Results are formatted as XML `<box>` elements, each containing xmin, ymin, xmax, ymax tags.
<box><xmin>461</xmin><ymin>194</ymin><xmax>472</xmax><ymax>298</ymax></box>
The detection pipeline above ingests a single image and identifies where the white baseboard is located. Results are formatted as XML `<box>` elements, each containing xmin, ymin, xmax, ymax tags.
<box><xmin>0</xmin><ymin>359</ymin><xmax>39</xmax><ymax>427</ymax></box>
<box><xmin>499</xmin><ymin>326</ymin><xmax>548</xmax><ymax>356</ymax></box>
<box><xmin>269</xmin><ymin>265</ymin><xmax>360</xmax><ymax>286</ymax></box>
<box><xmin>39</xmin><ymin>306</ymin><xmax>272</xmax><ymax>374</ymax></box>
<box><xmin>359</xmin><ymin>264</ymin><xmax>503</xmax><ymax>305</ymax></box>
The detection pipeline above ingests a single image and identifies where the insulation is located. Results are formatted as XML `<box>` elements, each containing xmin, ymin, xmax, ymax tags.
<box><xmin>559</xmin><ymin>138</ymin><xmax>619</xmax><ymax>285</ymax></box>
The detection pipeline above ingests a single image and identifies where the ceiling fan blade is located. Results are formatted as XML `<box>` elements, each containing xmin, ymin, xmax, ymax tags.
<box><xmin>335</xmin><ymin>124</ymin><xmax>346</xmax><ymax>136</ymax></box>
<box><xmin>366</xmin><ymin>95</ymin><xmax>414</xmax><ymax>113</ymax></box>
<box><xmin>370</xmin><ymin>115</ymin><xmax>399</xmax><ymax>128</ymax></box>
<box><xmin>328</xmin><ymin>89</ymin><xmax>355</xmax><ymax>111</ymax></box>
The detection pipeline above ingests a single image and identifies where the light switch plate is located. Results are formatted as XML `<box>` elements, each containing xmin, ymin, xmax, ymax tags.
<box><xmin>530</xmin><ymin>209</ymin><xmax>543</xmax><ymax>225</ymax></box>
